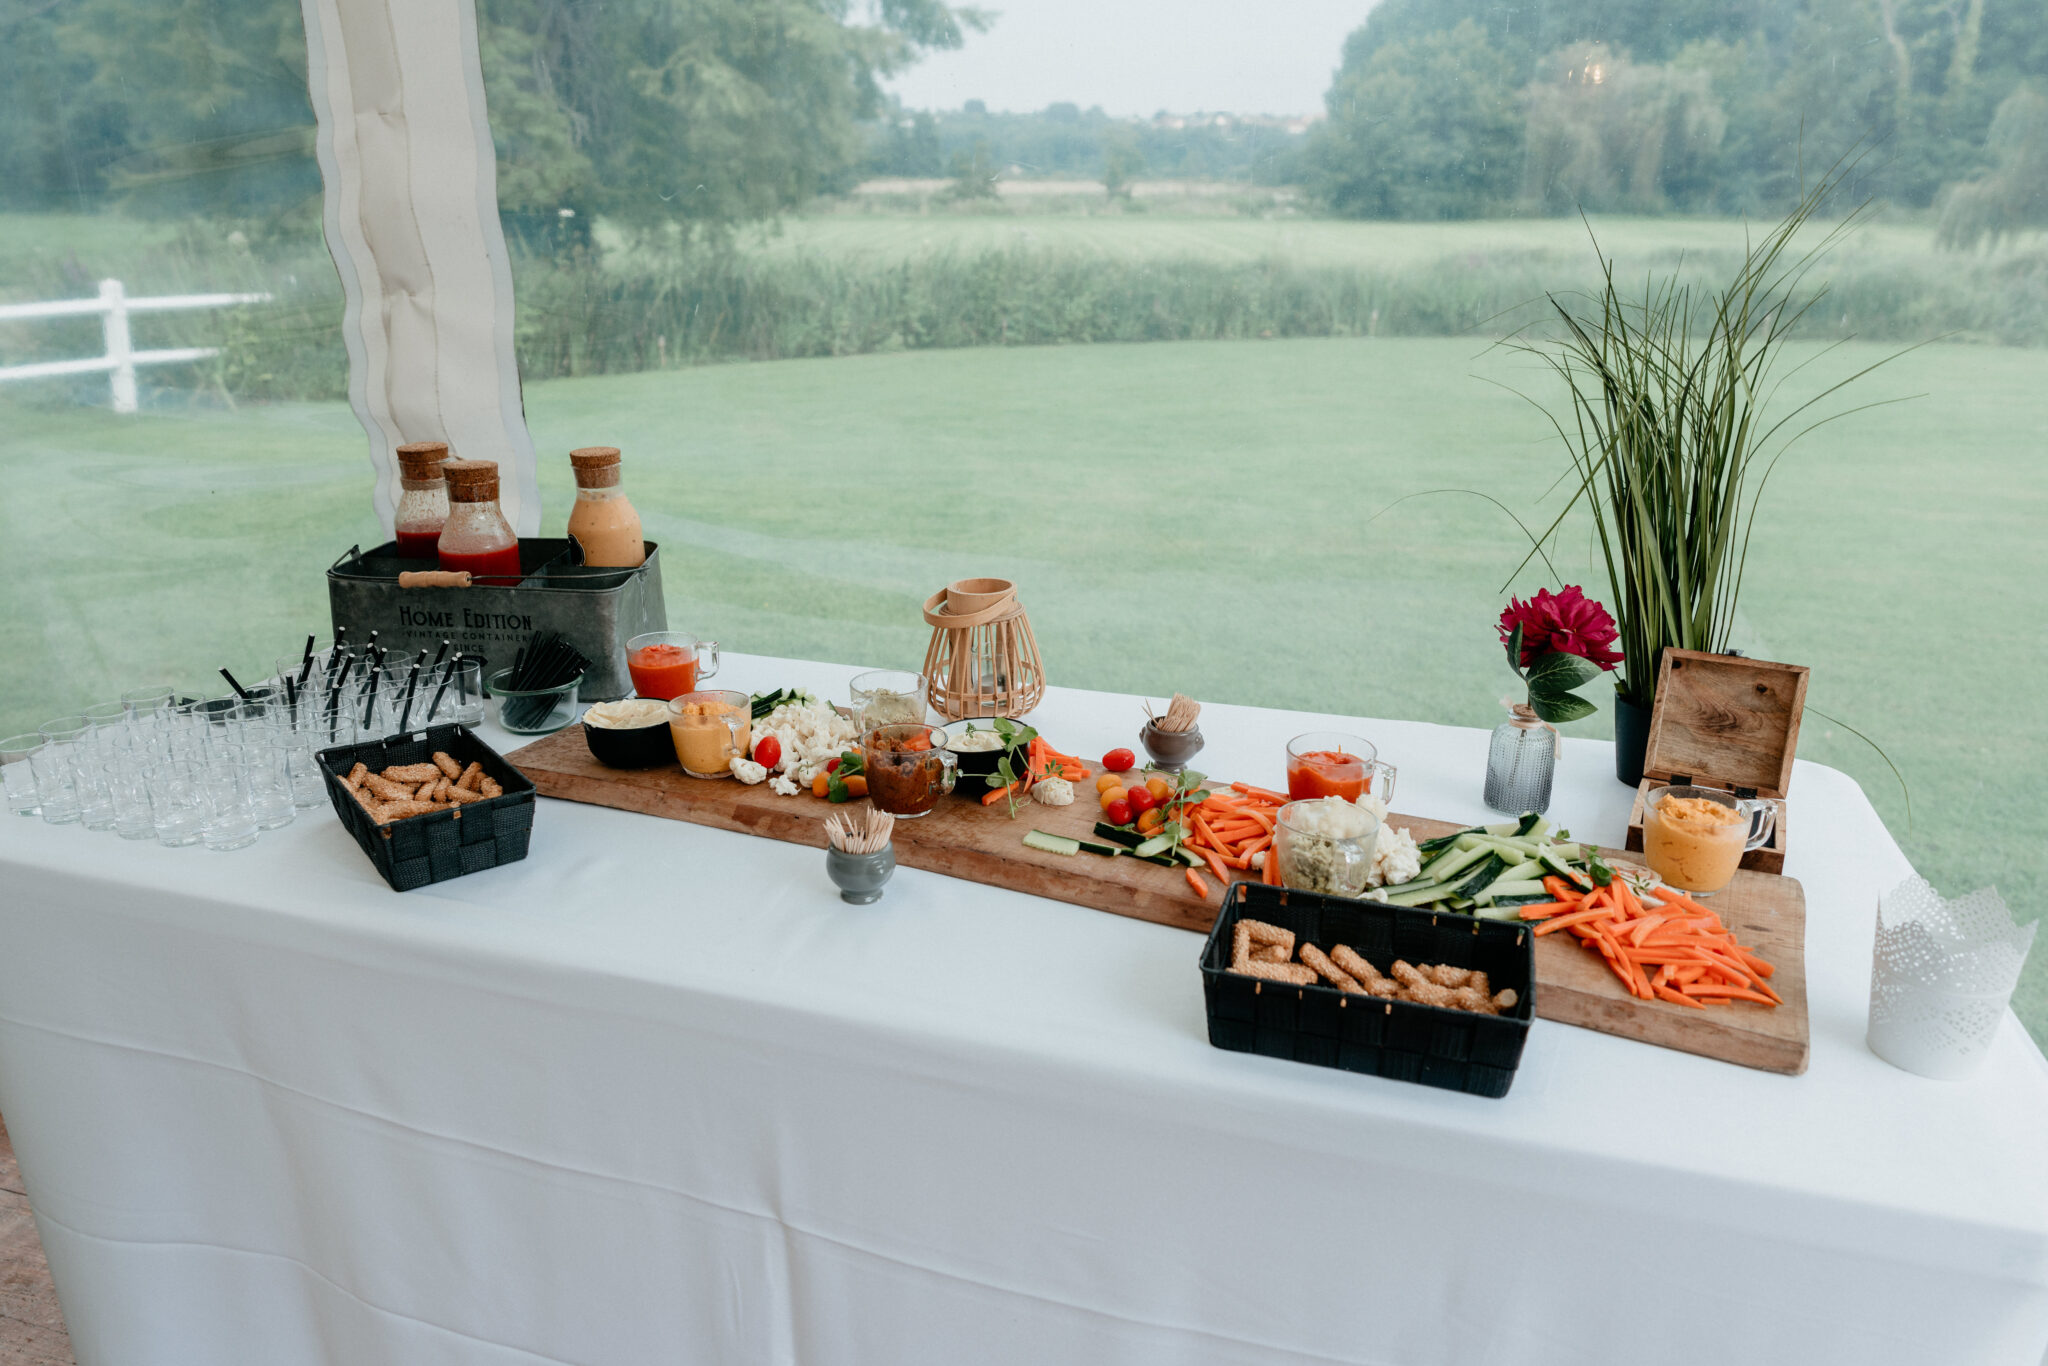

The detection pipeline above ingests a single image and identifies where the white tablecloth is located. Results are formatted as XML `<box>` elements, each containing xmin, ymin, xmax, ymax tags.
<box><xmin>2</xmin><ymin>653</ymin><xmax>2045</xmax><ymax>1366</ymax></box>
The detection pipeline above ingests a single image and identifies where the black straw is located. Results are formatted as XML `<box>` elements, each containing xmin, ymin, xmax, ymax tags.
<box><xmin>296</xmin><ymin>635</ymin><xmax>317</xmax><ymax>689</ymax></box>
<box><xmin>425</xmin><ymin>652</ymin><xmax>462</xmax><ymax>724</ymax></box>
<box><xmin>220</xmin><ymin>668</ymin><xmax>252</xmax><ymax>701</ymax></box>
<box><xmin>397</xmin><ymin>659</ymin><xmax>426</xmax><ymax>732</ymax></box>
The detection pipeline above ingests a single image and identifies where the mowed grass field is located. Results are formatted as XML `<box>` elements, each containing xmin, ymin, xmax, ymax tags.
<box><xmin>2</xmin><ymin>336</ymin><xmax>2043</xmax><ymax>1039</ymax></box>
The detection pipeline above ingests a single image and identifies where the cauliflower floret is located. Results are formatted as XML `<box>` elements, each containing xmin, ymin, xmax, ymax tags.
<box><xmin>730</xmin><ymin>757</ymin><xmax>767</xmax><ymax>785</ymax></box>
<box><xmin>1030</xmin><ymin>776</ymin><xmax>1075</xmax><ymax>806</ymax></box>
<box><xmin>1369</xmin><ymin>824</ymin><xmax>1422</xmax><ymax>888</ymax></box>
<box><xmin>1354</xmin><ymin>791</ymin><xmax>1390</xmax><ymax>824</ymax></box>
<box><xmin>768</xmin><ymin>773</ymin><xmax>800</xmax><ymax>797</ymax></box>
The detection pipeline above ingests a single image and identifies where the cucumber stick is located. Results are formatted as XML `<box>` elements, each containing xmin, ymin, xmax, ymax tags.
<box><xmin>1023</xmin><ymin>831</ymin><xmax>1080</xmax><ymax>856</ymax></box>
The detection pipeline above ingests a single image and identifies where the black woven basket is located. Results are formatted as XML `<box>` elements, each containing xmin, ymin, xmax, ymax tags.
<box><xmin>1200</xmin><ymin>881</ymin><xmax>1536</xmax><ymax>1098</ymax></box>
<box><xmin>318</xmin><ymin>723</ymin><xmax>535</xmax><ymax>892</ymax></box>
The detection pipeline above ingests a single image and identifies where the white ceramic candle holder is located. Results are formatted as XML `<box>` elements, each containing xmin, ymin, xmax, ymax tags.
<box><xmin>1867</xmin><ymin>876</ymin><xmax>2035</xmax><ymax>1081</ymax></box>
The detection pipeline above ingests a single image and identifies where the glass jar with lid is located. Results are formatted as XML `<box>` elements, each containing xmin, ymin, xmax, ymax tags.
<box><xmin>436</xmin><ymin>459</ymin><xmax>522</xmax><ymax>580</ymax></box>
<box><xmin>392</xmin><ymin>440</ymin><xmax>450</xmax><ymax>560</ymax></box>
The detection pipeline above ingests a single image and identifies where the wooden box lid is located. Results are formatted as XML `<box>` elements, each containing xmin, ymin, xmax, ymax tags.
<box><xmin>1643</xmin><ymin>650</ymin><xmax>1809</xmax><ymax>799</ymax></box>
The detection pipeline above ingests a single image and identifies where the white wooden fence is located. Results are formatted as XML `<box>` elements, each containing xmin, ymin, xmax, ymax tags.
<box><xmin>0</xmin><ymin>278</ymin><xmax>272</xmax><ymax>413</ymax></box>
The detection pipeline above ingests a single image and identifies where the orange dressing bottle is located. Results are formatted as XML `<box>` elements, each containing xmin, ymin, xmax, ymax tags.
<box><xmin>566</xmin><ymin>446</ymin><xmax>645</xmax><ymax>568</ymax></box>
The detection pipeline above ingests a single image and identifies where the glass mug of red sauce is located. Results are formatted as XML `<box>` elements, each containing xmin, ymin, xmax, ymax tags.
<box><xmin>626</xmin><ymin>632</ymin><xmax>720</xmax><ymax>701</ymax></box>
<box><xmin>861</xmin><ymin>722</ymin><xmax>957</xmax><ymax>819</ymax></box>
<box><xmin>1285</xmin><ymin>731</ymin><xmax>1397</xmax><ymax>806</ymax></box>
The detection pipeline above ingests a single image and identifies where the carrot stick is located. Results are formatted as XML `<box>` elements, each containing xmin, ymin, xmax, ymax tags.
<box><xmin>981</xmin><ymin>779</ymin><xmax>1023</xmax><ymax>806</ymax></box>
<box><xmin>1263</xmin><ymin>848</ymin><xmax>1281</xmax><ymax>885</ymax></box>
<box><xmin>1515</xmin><ymin>902</ymin><xmax>1576</xmax><ymax>919</ymax></box>
<box><xmin>1198</xmin><ymin>846</ymin><xmax>1232</xmax><ymax>885</ymax></box>
<box><xmin>1680</xmin><ymin>983</ymin><xmax>1777</xmax><ymax>1006</ymax></box>
<box><xmin>1185</xmin><ymin>866</ymin><xmax>1209</xmax><ymax>899</ymax></box>
<box><xmin>1230</xmin><ymin>783</ymin><xmax>1290</xmax><ymax>804</ymax></box>
<box><xmin>1655</xmin><ymin>985</ymin><xmax>1708</xmax><ymax>1009</ymax></box>
<box><xmin>1542</xmin><ymin>876</ymin><xmax>1586</xmax><ymax>902</ymax></box>
<box><xmin>1532</xmin><ymin>905</ymin><xmax>1622</xmax><ymax>936</ymax></box>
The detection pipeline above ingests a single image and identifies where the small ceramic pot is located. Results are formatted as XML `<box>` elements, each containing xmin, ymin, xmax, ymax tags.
<box><xmin>1140</xmin><ymin>720</ymin><xmax>1205</xmax><ymax>773</ymax></box>
<box><xmin>826</xmin><ymin>845</ymin><xmax>896</xmax><ymax>904</ymax></box>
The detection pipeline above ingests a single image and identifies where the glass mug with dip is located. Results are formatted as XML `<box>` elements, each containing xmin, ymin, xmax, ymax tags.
<box><xmin>628</xmin><ymin>632</ymin><xmax>720</xmax><ymax>701</ymax></box>
<box><xmin>668</xmin><ymin>690</ymin><xmax>751</xmax><ymax>779</ymax></box>
<box><xmin>849</xmin><ymin>670</ymin><xmax>928</xmax><ymax>731</ymax></box>
<box><xmin>861</xmin><ymin>722</ymin><xmax>957</xmax><ymax>819</ymax></box>
<box><xmin>1641</xmin><ymin>785</ymin><xmax>1778</xmax><ymax>896</ymax></box>
<box><xmin>1285</xmin><ymin>731</ymin><xmax>1397</xmax><ymax>806</ymax></box>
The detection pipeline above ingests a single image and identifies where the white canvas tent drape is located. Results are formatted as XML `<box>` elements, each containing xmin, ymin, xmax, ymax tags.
<box><xmin>300</xmin><ymin>0</ymin><xmax>540</xmax><ymax>536</ymax></box>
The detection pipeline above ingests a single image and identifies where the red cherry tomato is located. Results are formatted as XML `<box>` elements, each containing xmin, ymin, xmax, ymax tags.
<box><xmin>825</xmin><ymin>756</ymin><xmax>841</xmax><ymax>773</ymax></box>
<box><xmin>753</xmin><ymin>735</ymin><xmax>782</xmax><ymax>770</ymax></box>
<box><xmin>1104</xmin><ymin>799</ymin><xmax>1132</xmax><ymax>827</ymax></box>
<box><xmin>1126</xmin><ymin>786</ymin><xmax>1157</xmax><ymax>815</ymax></box>
<box><xmin>1102</xmin><ymin>747</ymin><xmax>1137</xmax><ymax>772</ymax></box>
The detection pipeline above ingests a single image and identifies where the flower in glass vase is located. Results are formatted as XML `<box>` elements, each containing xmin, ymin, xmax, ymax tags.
<box><xmin>1484</xmin><ymin>586</ymin><xmax>1621</xmax><ymax>815</ymax></box>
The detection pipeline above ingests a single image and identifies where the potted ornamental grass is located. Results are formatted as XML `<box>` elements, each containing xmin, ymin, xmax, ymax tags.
<box><xmin>1506</xmin><ymin>163</ymin><xmax>1896</xmax><ymax>785</ymax></box>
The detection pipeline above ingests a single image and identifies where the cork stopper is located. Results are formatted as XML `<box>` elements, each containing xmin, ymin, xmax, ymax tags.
<box><xmin>395</xmin><ymin>440</ymin><xmax>450</xmax><ymax>479</ymax></box>
<box><xmin>442</xmin><ymin>458</ymin><xmax>500</xmax><ymax>503</ymax></box>
<box><xmin>570</xmin><ymin>446</ymin><xmax>622</xmax><ymax>490</ymax></box>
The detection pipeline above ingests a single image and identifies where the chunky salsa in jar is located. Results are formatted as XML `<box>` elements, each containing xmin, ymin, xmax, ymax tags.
<box><xmin>861</xmin><ymin>723</ymin><xmax>954</xmax><ymax>818</ymax></box>
<box><xmin>1287</xmin><ymin>749</ymin><xmax>1370</xmax><ymax>801</ymax></box>
<box><xmin>629</xmin><ymin>644</ymin><xmax>698</xmax><ymax>700</ymax></box>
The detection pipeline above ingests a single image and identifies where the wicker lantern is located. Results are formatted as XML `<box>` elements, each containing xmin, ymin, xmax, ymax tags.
<box><xmin>920</xmin><ymin>578</ymin><xmax>1046</xmax><ymax>720</ymax></box>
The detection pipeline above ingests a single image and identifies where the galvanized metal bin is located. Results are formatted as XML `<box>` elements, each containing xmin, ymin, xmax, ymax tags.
<box><xmin>327</xmin><ymin>539</ymin><xmax>666</xmax><ymax>701</ymax></box>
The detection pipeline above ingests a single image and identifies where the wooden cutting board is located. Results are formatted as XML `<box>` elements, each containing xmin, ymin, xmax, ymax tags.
<box><xmin>507</xmin><ymin>727</ymin><xmax>1809</xmax><ymax>1075</ymax></box>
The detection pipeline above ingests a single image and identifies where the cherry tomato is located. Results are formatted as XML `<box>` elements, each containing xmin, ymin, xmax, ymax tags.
<box><xmin>1126</xmin><ymin>786</ymin><xmax>1157</xmax><ymax>815</ymax></box>
<box><xmin>1102</xmin><ymin>747</ymin><xmax>1137</xmax><ymax>773</ymax></box>
<box><xmin>825</xmin><ymin>756</ymin><xmax>841</xmax><ymax>773</ymax></box>
<box><xmin>1094</xmin><ymin>772</ymin><xmax>1124</xmax><ymax>794</ymax></box>
<box><xmin>1099</xmin><ymin>786</ymin><xmax>1124</xmax><ymax>813</ymax></box>
<box><xmin>753</xmin><ymin>735</ymin><xmax>782</xmax><ymax>770</ymax></box>
<box><xmin>1136</xmin><ymin>806</ymin><xmax>1166</xmax><ymax>835</ymax></box>
<box><xmin>1145</xmin><ymin>775</ymin><xmax>1172</xmax><ymax>803</ymax></box>
<box><xmin>1104</xmin><ymin>799</ymin><xmax>1132</xmax><ymax>827</ymax></box>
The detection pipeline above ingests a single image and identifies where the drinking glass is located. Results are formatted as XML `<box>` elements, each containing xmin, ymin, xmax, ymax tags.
<box><xmin>382</xmin><ymin>659</ymin><xmax>441</xmax><ymax>734</ymax></box>
<box><xmin>239</xmin><ymin>739</ymin><xmax>297</xmax><ymax>831</ymax></box>
<box><xmin>121</xmin><ymin>686</ymin><xmax>177</xmax><ymax>720</ymax></box>
<box><xmin>283</xmin><ymin>734</ymin><xmax>332</xmax><ymax>808</ymax></box>
<box><xmin>150</xmin><ymin>759</ymin><xmax>208</xmax><ymax>848</ymax></box>
<box><xmin>861</xmin><ymin>722</ymin><xmax>958</xmax><ymax>819</ymax></box>
<box><xmin>416</xmin><ymin>657</ymin><xmax>485</xmax><ymax>727</ymax></box>
<box><xmin>80</xmin><ymin>701</ymin><xmax>130</xmax><ymax>731</ymax></box>
<box><xmin>29</xmin><ymin>738</ymin><xmax>82</xmax><ymax>825</ymax></box>
<box><xmin>105</xmin><ymin>755</ymin><xmax>158</xmax><ymax>840</ymax></box>
<box><xmin>850</xmin><ymin>670</ymin><xmax>928</xmax><ymax>731</ymax></box>
<box><xmin>1641</xmin><ymin>785</ymin><xmax>1778</xmax><ymax>896</ymax></box>
<box><xmin>1</xmin><ymin>735</ymin><xmax>43</xmax><ymax>817</ymax></box>
<box><xmin>1284</xmin><ymin>731</ymin><xmax>1397</xmax><ymax>807</ymax></box>
<box><xmin>667</xmin><ymin>690</ymin><xmax>752</xmax><ymax>778</ymax></box>
<box><xmin>1274</xmin><ymin>798</ymin><xmax>1384</xmax><ymax>899</ymax></box>
<box><xmin>37</xmin><ymin>718</ymin><xmax>111</xmax><ymax>829</ymax></box>
<box><xmin>626</xmin><ymin>631</ymin><xmax>719</xmax><ymax>701</ymax></box>
<box><xmin>198</xmin><ymin>758</ymin><xmax>259</xmax><ymax>851</ymax></box>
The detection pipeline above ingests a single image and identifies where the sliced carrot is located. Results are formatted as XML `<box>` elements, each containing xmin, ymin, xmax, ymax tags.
<box><xmin>1531</xmin><ymin>905</ymin><xmax>1622</xmax><ymax>936</ymax></box>
<box><xmin>1515</xmin><ymin>902</ymin><xmax>1575</xmax><ymax>919</ymax></box>
<box><xmin>1680</xmin><ymin>983</ymin><xmax>1777</xmax><ymax>1006</ymax></box>
<box><xmin>1542</xmin><ymin>876</ymin><xmax>1586</xmax><ymax>902</ymax></box>
<box><xmin>1263</xmin><ymin>848</ymin><xmax>1281</xmax><ymax>885</ymax></box>
<box><xmin>1655</xmin><ymin>985</ymin><xmax>1708</xmax><ymax>1009</ymax></box>
<box><xmin>1185</xmin><ymin>866</ymin><xmax>1209</xmax><ymax>899</ymax></box>
<box><xmin>981</xmin><ymin>778</ymin><xmax>1024</xmax><ymax>806</ymax></box>
<box><xmin>1198</xmin><ymin>845</ymin><xmax>1232</xmax><ymax>886</ymax></box>
<box><xmin>1230</xmin><ymin>783</ymin><xmax>1290</xmax><ymax>804</ymax></box>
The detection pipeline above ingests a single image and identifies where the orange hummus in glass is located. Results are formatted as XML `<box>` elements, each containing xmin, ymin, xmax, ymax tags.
<box><xmin>1643</xmin><ymin>792</ymin><xmax>1747</xmax><ymax>893</ymax></box>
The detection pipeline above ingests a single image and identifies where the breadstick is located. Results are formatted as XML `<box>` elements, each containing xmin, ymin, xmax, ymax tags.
<box><xmin>350</xmin><ymin>785</ymin><xmax>382</xmax><ymax>817</ymax></box>
<box><xmin>1299</xmin><ymin>943</ymin><xmax>1364</xmax><ymax>993</ymax></box>
<box><xmin>443</xmin><ymin>783</ymin><xmax>483</xmax><ymax>805</ymax></box>
<box><xmin>1391</xmin><ymin>960</ymin><xmax>1454</xmax><ymax>1008</ymax></box>
<box><xmin>378</xmin><ymin>800</ymin><xmax>439</xmax><ymax>822</ymax></box>
<box><xmin>361</xmin><ymin>772</ymin><xmax>412</xmax><ymax>802</ymax></box>
<box><xmin>1231</xmin><ymin>959</ymin><xmax>1316</xmax><ymax>985</ymax></box>
<box><xmin>1425</xmin><ymin>964</ymin><xmax>1476</xmax><ymax>989</ymax></box>
<box><xmin>414</xmin><ymin>780</ymin><xmax>438</xmax><ymax>801</ymax></box>
<box><xmin>431</xmin><ymin>750</ymin><xmax>462</xmax><ymax>779</ymax></box>
<box><xmin>1331</xmin><ymin>945</ymin><xmax>1397</xmax><ymax>997</ymax></box>
<box><xmin>1493</xmin><ymin>988</ymin><xmax>1520</xmax><ymax>1012</ymax></box>
<box><xmin>478</xmin><ymin>777</ymin><xmax>503</xmax><ymax>799</ymax></box>
<box><xmin>1252</xmin><ymin>943</ymin><xmax>1288</xmax><ymax>963</ymax></box>
<box><xmin>455</xmin><ymin>762</ymin><xmax>484</xmax><ymax>791</ymax></box>
<box><xmin>344</xmin><ymin>762</ymin><xmax>368</xmax><ymax>789</ymax></box>
<box><xmin>1231</xmin><ymin>922</ymin><xmax>1253</xmax><ymax>971</ymax></box>
<box><xmin>383</xmin><ymin>763</ymin><xmax>442</xmax><ymax>785</ymax></box>
<box><xmin>1240</xmin><ymin>919</ymin><xmax>1295</xmax><ymax>955</ymax></box>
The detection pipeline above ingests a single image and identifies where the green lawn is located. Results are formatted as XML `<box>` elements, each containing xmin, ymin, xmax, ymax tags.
<box><xmin>2</xmin><ymin>336</ymin><xmax>2042</xmax><ymax>1039</ymax></box>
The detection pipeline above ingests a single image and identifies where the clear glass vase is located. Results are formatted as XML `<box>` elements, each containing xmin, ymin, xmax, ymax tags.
<box><xmin>1484</xmin><ymin>716</ymin><xmax>1556</xmax><ymax>816</ymax></box>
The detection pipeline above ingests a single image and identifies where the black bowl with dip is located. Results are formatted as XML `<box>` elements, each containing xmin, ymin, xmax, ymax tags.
<box><xmin>582</xmin><ymin>698</ymin><xmax>676</xmax><ymax>769</ymax></box>
<box><xmin>941</xmin><ymin>717</ymin><xmax>1030</xmax><ymax>787</ymax></box>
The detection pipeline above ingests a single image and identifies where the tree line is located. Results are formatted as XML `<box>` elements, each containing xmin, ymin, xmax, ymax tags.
<box><xmin>0</xmin><ymin>0</ymin><xmax>2041</xmax><ymax>249</ymax></box>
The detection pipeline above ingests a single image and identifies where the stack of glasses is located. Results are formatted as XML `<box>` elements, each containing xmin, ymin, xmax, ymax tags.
<box><xmin>0</xmin><ymin>637</ymin><xmax>487</xmax><ymax>853</ymax></box>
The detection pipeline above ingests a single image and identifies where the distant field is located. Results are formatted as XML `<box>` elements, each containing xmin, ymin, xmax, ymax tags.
<box><xmin>2</xmin><ymin>336</ymin><xmax>2042</xmax><ymax>1040</ymax></box>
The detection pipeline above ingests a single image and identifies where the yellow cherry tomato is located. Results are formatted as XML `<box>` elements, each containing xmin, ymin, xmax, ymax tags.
<box><xmin>1099</xmin><ymin>786</ymin><xmax>1124</xmax><ymax>813</ymax></box>
<box><xmin>1136</xmin><ymin>806</ymin><xmax>1166</xmax><ymax>835</ymax></box>
<box><xmin>1145</xmin><ymin>775</ymin><xmax>1172</xmax><ymax>803</ymax></box>
<box><xmin>1095</xmin><ymin>772</ymin><xmax>1125</xmax><ymax>794</ymax></box>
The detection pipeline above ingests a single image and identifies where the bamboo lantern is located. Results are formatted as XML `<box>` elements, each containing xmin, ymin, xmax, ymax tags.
<box><xmin>920</xmin><ymin>578</ymin><xmax>1046</xmax><ymax>719</ymax></box>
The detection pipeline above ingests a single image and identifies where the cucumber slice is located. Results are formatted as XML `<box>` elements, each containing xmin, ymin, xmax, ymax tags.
<box><xmin>1515</xmin><ymin>812</ymin><xmax>1548</xmax><ymax>837</ymax></box>
<box><xmin>1133</xmin><ymin>833</ymin><xmax>1174</xmax><ymax>859</ymax></box>
<box><xmin>1175</xmin><ymin>846</ymin><xmax>1204</xmax><ymax>867</ymax></box>
<box><xmin>1073</xmin><ymin>837</ymin><xmax>1123</xmax><ymax>858</ymax></box>
<box><xmin>1472</xmin><ymin>903</ymin><xmax>1531</xmax><ymax>921</ymax></box>
<box><xmin>1537</xmin><ymin>847</ymin><xmax>1593</xmax><ymax>889</ymax></box>
<box><xmin>1422</xmin><ymin>843</ymin><xmax>1491</xmax><ymax>883</ymax></box>
<box><xmin>1477</xmin><ymin>878</ymin><xmax>1551</xmax><ymax>900</ymax></box>
<box><xmin>1383</xmin><ymin>883</ymin><xmax>1455</xmax><ymax>907</ymax></box>
<box><xmin>1494</xmin><ymin>859</ymin><xmax>1546</xmax><ymax>885</ymax></box>
<box><xmin>1416</xmin><ymin>826</ymin><xmax>1482</xmax><ymax>856</ymax></box>
<box><xmin>1486</xmin><ymin>891</ymin><xmax>1556</xmax><ymax>907</ymax></box>
<box><xmin>1023</xmin><ymin>831</ymin><xmax>1081</xmax><ymax>856</ymax></box>
<box><xmin>1451</xmin><ymin>855</ymin><xmax>1506</xmax><ymax>901</ymax></box>
<box><xmin>1093</xmin><ymin>822</ymin><xmax>1147</xmax><ymax>848</ymax></box>
<box><xmin>1378</xmin><ymin>876</ymin><xmax>1442</xmax><ymax>897</ymax></box>
<box><xmin>1482</xmin><ymin>820</ymin><xmax>1525</xmax><ymax>836</ymax></box>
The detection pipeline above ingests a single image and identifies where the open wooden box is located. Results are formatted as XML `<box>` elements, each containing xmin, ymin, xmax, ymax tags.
<box><xmin>1623</xmin><ymin>649</ymin><xmax>1809</xmax><ymax>876</ymax></box>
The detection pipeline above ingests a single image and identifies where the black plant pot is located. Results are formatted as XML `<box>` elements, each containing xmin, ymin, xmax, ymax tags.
<box><xmin>1613</xmin><ymin>691</ymin><xmax>1652</xmax><ymax>788</ymax></box>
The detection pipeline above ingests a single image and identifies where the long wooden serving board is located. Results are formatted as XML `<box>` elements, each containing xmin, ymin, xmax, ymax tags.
<box><xmin>507</xmin><ymin>727</ymin><xmax>1808</xmax><ymax>1075</ymax></box>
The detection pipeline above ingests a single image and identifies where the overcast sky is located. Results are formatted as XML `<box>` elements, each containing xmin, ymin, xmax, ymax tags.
<box><xmin>883</xmin><ymin>0</ymin><xmax>1375</xmax><ymax>118</ymax></box>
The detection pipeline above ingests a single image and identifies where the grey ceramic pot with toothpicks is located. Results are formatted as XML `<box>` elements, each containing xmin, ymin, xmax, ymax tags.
<box><xmin>826</xmin><ymin>845</ymin><xmax>896</xmax><ymax>904</ymax></box>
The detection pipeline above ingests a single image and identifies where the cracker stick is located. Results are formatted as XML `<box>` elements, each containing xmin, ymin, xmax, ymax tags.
<box><xmin>361</xmin><ymin>772</ymin><xmax>412</xmax><ymax>802</ymax></box>
<box><xmin>431</xmin><ymin>750</ymin><xmax>462</xmax><ymax>779</ymax></box>
<box><xmin>1331</xmin><ymin>945</ymin><xmax>1398</xmax><ymax>999</ymax></box>
<box><xmin>1232</xmin><ymin>960</ymin><xmax>1316</xmax><ymax>985</ymax></box>
<box><xmin>1300</xmin><ymin>943</ymin><xmax>1364</xmax><ymax>993</ymax></box>
<box><xmin>1240</xmin><ymin>919</ymin><xmax>1295</xmax><ymax>956</ymax></box>
<box><xmin>383</xmin><ymin>763</ymin><xmax>442</xmax><ymax>785</ymax></box>
<box><xmin>455</xmin><ymin>762</ymin><xmax>484</xmax><ymax>792</ymax></box>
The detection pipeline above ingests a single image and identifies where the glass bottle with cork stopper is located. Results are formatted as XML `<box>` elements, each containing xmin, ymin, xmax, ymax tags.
<box><xmin>566</xmin><ymin>446</ymin><xmax>645</xmax><ymax>568</ymax></box>
<box><xmin>393</xmin><ymin>441</ymin><xmax>450</xmax><ymax>560</ymax></box>
<box><xmin>436</xmin><ymin>459</ymin><xmax>523</xmax><ymax>581</ymax></box>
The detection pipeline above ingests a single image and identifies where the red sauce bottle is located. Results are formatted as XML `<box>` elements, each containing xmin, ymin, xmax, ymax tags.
<box><xmin>393</xmin><ymin>440</ymin><xmax>450</xmax><ymax>559</ymax></box>
<box><xmin>437</xmin><ymin>459</ymin><xmax>523</xmax><ymax>580</ymax></box>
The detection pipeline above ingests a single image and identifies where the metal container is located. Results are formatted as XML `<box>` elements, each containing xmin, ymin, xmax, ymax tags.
<box><xmin>327</xmin><ymin>539</ymin><xmax>666</xmax><ymax>702</ymax></box>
